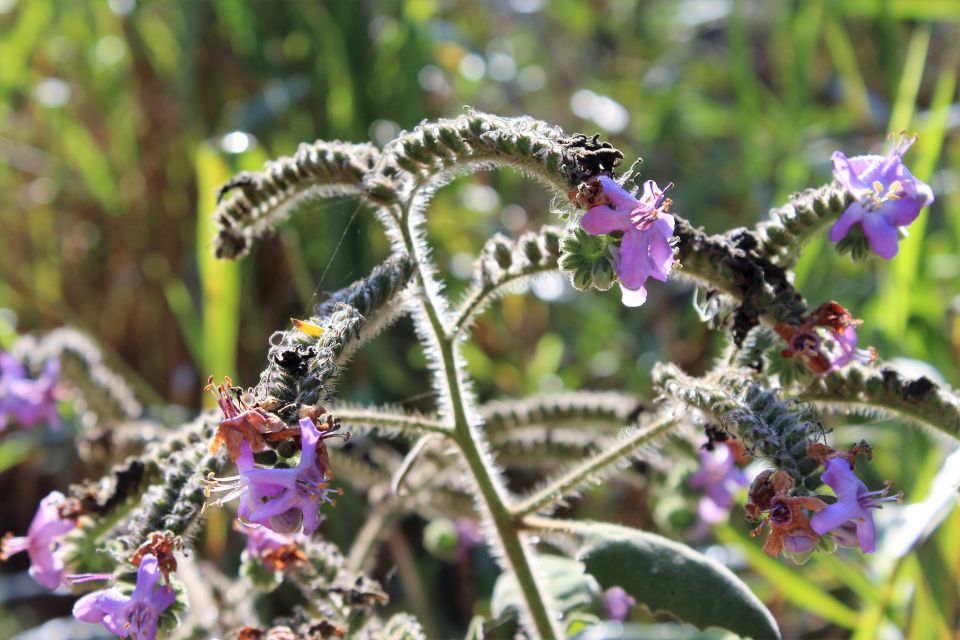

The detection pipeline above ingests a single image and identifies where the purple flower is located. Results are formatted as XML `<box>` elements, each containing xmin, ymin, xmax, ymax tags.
<box><xmin>205</xmin><ymin>417</ymin><xmax>340</xmax><ymax>535</ymax></box>
<box><xmin>581</xmin><ymin>176</ymin><xmax>676</xmax><ymax>307</ymax></box>
<box><xmin>1</xmin><ymin>491</ymin><xmax>76</xmax><ymax>589</ymax></box>
<box><xmin>73</xmin><ymin>554</ymin><xmax>176</xmax><ymax>640</ymax></box>
<box><xmin>830</xmin><ymin>133</ymin><xmax>934</xmax><ymax>259</ymax></box>
<box><xmin>0</xmin><ymin>353</ymin><xmax>60</xmax><ymax>431</ymax></box>
<box><xmin>689</xmin><ymin>442</ymin><xmax>748</xmax><ymax>524</ymax></box>
<box><xmin>809</xmin><ymin>458</ymin><xmax>902</xmax><ymax>553</ymax></box>
<box><xmin>236</xmin><ymin>522</ymin><xmax>307</xmax><ymax>572</ymax></box>
<box><xmin>602</xmin><ymin>586</ymin><xmax>636</xmax><ymax>622</ymax></box>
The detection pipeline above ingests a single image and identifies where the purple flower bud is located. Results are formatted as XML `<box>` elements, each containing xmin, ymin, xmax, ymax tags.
<box><xmin>73</xmin><ymin>554</ymin><xmax>176</xmax><ymax>640</ymax></box>
<box><xmin>1</xmin><ymin>491</ymin><xmax>76</xmax><ymax>589</ymax></box>
<box><xmin>809</xmin><ymin>457</ymin><xmax>902</xmax><ymax>553</ymax></box>
<box><xmin>830</xmin><ymin>133</ymin><xmax>934</xmax><ymax>259</ymax></box>
<box><xmin>0</xmin><ymin>353</ymin><xmax>61</xmax><ymax>431</ymax></box>
<box><xmin>204</xmin><ymin>417</ymin><xmax>341</xmax><ymax>535</ymax></box>
<box><xmin>602</xmin><ymin>586</ymin><xmax>636</xmax><ymax>622</ymax></box>
<box><xmin>689</xmin><ymin>442</ymin><xmax>748</xmax><ymax>524</ymax></box>
<box><xmin>581</xmin><ymin>176</ymin><xmax>676</xmax><ymax>306</ymax></box>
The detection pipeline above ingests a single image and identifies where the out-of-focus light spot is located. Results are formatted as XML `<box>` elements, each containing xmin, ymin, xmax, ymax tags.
<box><xmin>517</xmin><ymin>65</ymin><xmax>546</xmax><ymax>92</ymax></box>
<box><xmin>95</xmin><ymin>35</ymin><xmax>126</xmax><ymax>65</ymax></box>
<box><xmin>570</xmin><ymin>89</ymin><xmax>629</xmax><ymax>134</ymax></box>
<box><xmin>370</xmin><ymin>119</ymin><xmax>401</xmax><ymax>147</ymax></box>
<box><xmin>0</xmin><ymin>0</ymin><xmax>17</xmax><ymax>15</ymax></box>
<box><xmin>107</xmin><ymin>0</ymin><xmax>136</xmax><ymax>16</ymax></box>
<box><xmin>500</xmin><ymin>204</ymin><xmax>527</xmax><ymax>231</ymax></box>
<box><xmin>676</xmin><ymin>0</ymin><xmax>732</xmax><ymax>27</ymax></box>
<box><xmin>282</xmin><ymin>32</ymin><xmax>310</xmax><ymax>61</ymax></box>
<box><xmin>488</xmin><ymin>52</ymin><xmax>517</xmax><ymax>82</ymax></box>
<box><xmin>221</xmin><ymin>131</ymin><xmax>256</xmax><ymax>154</ymax></box>
<box><xmin>264</xmin><ymin>81</ymin><xmax>290</xmax><ymax>112</ymax></box>
<box><xmin>34</xmin><ymin>78</ymin><xmax>71</xmax><ymax>108</ymax></box>
<box><xmin>462</xmin><ymin>184</ymin><xmax>499</xmax><ymax>213</ymax></box>
<box><xmin>418</xmin><ymin>65</ymin><xmax>447</xmax><ymax>92</ymax></box>
<box><xmin>589</xmin><ymin>350</ymin><xmax>620</xmax><ymax>378</ymax></box>
<box><xmin>0</xmin><ymin>308</ymin><xmax>18</xmax><ymax>335</ymax></box>
<box><xmin>510</xmin><ymin>0</ymin><xmax>545</xmax><ymax>13</ymax></box>
<box><xmin>459</xmin><ymin>54</ymin><xmax>486</xmax><ymax>81</ymax></box>
<box><xmin>449</xmin><ymin>252</ymin><xmax>475</xmax><ymax>280</ymax></box>
<box><xmin>538</xmin><ymin>373</ymin><xmax>564</xmax><ymax>393</ymax></box>
<box><xmin>531</xmin><ymin>272</ymin><xmax>568</xmax><ymax>301</ymax></box>
<box><xmin>27</xmin><ymin>177</ymin><xmax>56</xmax><ymax>205</ymax></box>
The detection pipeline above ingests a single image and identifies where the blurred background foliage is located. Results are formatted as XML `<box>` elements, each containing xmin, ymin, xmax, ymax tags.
<box><xmin>1</xmin><ymin>0</ymin><xmax>959</xmax><ymax>638</ymax></box>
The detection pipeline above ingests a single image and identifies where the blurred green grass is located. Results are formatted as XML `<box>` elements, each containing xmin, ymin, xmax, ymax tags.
<box><xmin>1</xmin><ymin>0</ymin><xmax>959</xmax><ymax>637</ymax></box>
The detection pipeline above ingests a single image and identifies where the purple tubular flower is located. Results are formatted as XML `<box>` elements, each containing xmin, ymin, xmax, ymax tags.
<box><xmin>1</xmin><ymin>491</ymin><xmax>76</xmax><ymax>589</ymax></box>
<box><xmin>0</xmin><ymin>353</ymin><xmax>60</xmax><ymax>431</ymax></box>
<box><xmin>73</xmin><ymin>554</ymin><xmax>175</xmax><ymax>639</ymax></box>
<box><xmin>830</xmin><ymin>133</ymin><xmax>934</xmax><ymax>259</ymax></box>
<box><xmin>809</xmin><ymin>458</ymin><xmax>902</xmax><ymax>553</ymax></box>
<box><xmin>205</xmin><ymin>418</ymin><xmax>339</xmax><ymax>535</ymax></box>
<box><xmin>237</xmin><ymin>522</ymin><xmax>304</xmax><ymax>558</ymax></box>
<box><xmin>688</xmin><ymin>443</ymin><xmax>748</xmax><ymax>524</ymax></box>
<box><xmin>823</xmin><ymin>325</ymin><xmax>873</xmax><ymax>371</ymax></box>
<box><xmin>581</xmin><ymin>176</ymin><xmax>676</xmax><ymax>307</ymax></box>
<box><xmin>602</xmin><ymin>586</ymin><xmax>636</xmax><ymax>622</ymax></box>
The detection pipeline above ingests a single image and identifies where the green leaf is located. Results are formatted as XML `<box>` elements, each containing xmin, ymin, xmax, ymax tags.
<box><xmin>491</xmin><ymin>554</ymin><xmax>601</xmax><ymax>622</ymax></box>
<box><xmin>574</xmin><ymin>522</ymin><xmax>781</xmax><ymax>640</ymax></box>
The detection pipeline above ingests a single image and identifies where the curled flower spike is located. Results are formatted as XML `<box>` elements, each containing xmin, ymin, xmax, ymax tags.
<box><xmin>1</xmin><ymin>491</ymin><xmax>77</xmax><ymax>589</ymax></box>
<box><xmin>580</xmin><ymin>176</ymin><xmax>677</xmax><ymax>307</ymax></box>
<box><xmin>73</xmin><ymin>554</ymin><xmax>176</xmax><ymax>640</ymax></box>
<box><xmin>0</xmin><ymin>353</ymin><xmax>61</xmax><ymax>431</ymax></box>
<box><xmin>775</xmin><ymin>301</ymin><xmax>876</xmax><ymax>375</ymax></box>
<box><xmin>689</xmin><ymin>440</ymin><xmax>749</xmax><ymax>524</ymax></box>
<box><xmin>206</xmin><ymin>376</ymin><xmax>293</xmax><ymax>461</ymax></box>
<box><xmin>204</xmin><ymin>417</ymin><xmax>343</xmax><ymax>535</ymax></box>
<box><xmin>235</xmin><ymin>522</ymin><xmax>307</xmax><ymax>572</ymax></box>
<box><xmin>809</xmin><ymin>447</ymin><xmax>902</xmax><ymax>554</ymax></box>
<box><xmin>830</xmin><ymin>132</ymin><xmax>934</xmax><ymax>259</ymax></box>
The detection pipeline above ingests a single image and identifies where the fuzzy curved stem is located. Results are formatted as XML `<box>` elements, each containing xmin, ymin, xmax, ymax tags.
<box><xmin>399</xmin><ymin>217</ymin><xmax>561</xmax><ymax>639</ymax></box>
<box><xmin>328</xmin><ymin>405</ymin><xmax>451</xmax><ymax>436</ymax></box>
<box><xmin>509</xmin><ymin>415</ymin><xmax>678</xmax><ymax>519</ymax></box>
<box><xmin>794</xmin><ymin>364</ymin><xmax>960</xmax><ymax>440</ymax></box>
<box><xmin>449</xmin><ymin>261</ymin><xmax>557</xmax><ymax>337</ymax></box>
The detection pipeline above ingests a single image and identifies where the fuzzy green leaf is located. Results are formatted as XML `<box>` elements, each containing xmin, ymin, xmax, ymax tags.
<box><xmin>574</xmin><ymin>522</ymin><xmax>781</xmax><ymax>640</ymax></box>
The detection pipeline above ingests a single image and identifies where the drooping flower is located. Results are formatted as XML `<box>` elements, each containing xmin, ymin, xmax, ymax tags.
<box><xmin>204</xmin><ymin>417</ymin><xmax>342</xmax><ymax>535</ymax></box>
<box><xmin>688</xmin><ymin>440</ymin><xmax>749</xmax><ymax>523</ymax></box>
<box><xmin>73</xmin><ymin>554</ymin><xmax>176</xmax><ymax>640</ymax></box>
<box><xmin>0</xmin><ymin>353</ymin><xmax>61</xmax><ymax>431</ymax></box>
<box><xmin>235</xmin><ymin>522</ymin><xmax>307</xmax><ymax>572</ymax></box>
<box><xmin>1</xmin><ymin>490</ymin><xmax>77</xmax><ymax>589</ymax></box>
<box><xmin>775</xmin><ymin>301</ymin><xmax>875</xmax><ymax>375</ymax></box>
<box><xmin>602</xmin><ymin>586</ymin><xmax>636</xmax><ymax>622</ymax></box>
<box><xmin>580</xmin><ymin>176</ymin><xmax>676</xmax><ymax>307</ymax></box>
<box><xmin>746</xmin><ymin>470</ymin><xmax>827</xmax><ymax>561</ymax></box>
<box><xmin>809</xmin><ymin>457</ymin><xmax>902</xmax><ymax>554</ymax></box>
<box><xmin>205</xmin><ymin>377</ymin><xmax>292</xmax><ymax>461</ymax></box>
<box><xmin>830</xmin><ymin>133</ymin><xmax>934</xmax><ymax>259</ymax></box>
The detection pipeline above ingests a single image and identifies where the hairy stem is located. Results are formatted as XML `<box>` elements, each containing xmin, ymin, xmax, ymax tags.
<box><xmin>510</xmin><ymin>415</ymin><xmax>677</xmax><ymax>518</ymax></box>
<box><xmin>400</xmin><ymin>223</ymin><xmax>561</xmax><ymax>639</ymax></box>
<box><xmin>328</xmin><ymin>405</ymin><xmax>450</xmax><ymax>436</ymax></box>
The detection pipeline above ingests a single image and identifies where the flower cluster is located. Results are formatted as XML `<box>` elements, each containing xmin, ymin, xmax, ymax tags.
<box><xmin>577</xmin><ymin>175</ymin><xmax>677</xmax><ymax>306</ymax></box>
<box><xmin>0</xmin><ymin>353</ymin><xmax>61</xmax><ymax>431</ymax></box>
<box><xmin>746</xmin><ymin>441</ymin><xmax>901</xmax><ymax>562</ymax></box>
<box><xmin>73</xmin><ymin>554</ymin><xmax>176</xmax><ymax>640</ymax></box>
<box><xmin>204</xmin><ymin>415</ymin><xmax>343</xmax><ymax>536</ymax></box>
<box><xmin>830</xmin><ymin>133</ymin><xmax>934</xmax><ymax>259</ymax></box>
<box><xmin>1</xmin><ymin>490</ymin><xmax>77</xmax><ymax>589</ymax></box>
<box><xmin>775</xmin><ymin>301</ymin><xmax>876</xmax><ymax>375</ymax></box>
